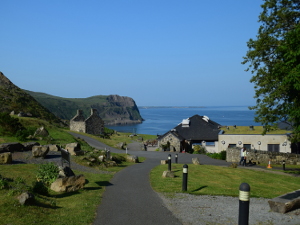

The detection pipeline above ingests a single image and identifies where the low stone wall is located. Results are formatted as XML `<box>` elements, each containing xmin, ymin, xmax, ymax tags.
<box><xmin>226</xmin><ymin>147</ymin><xmax>300</xmax><ymax>165</ymax></box>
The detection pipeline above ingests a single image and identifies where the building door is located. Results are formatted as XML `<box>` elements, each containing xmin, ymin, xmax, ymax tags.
<box><xmin>268</xmin><ymin>144</ymin><xmax>279</xmax><ymax>152</ymax></box>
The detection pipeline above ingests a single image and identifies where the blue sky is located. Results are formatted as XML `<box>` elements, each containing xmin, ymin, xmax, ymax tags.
<box><xmin>1</xmin><ymin>0</ymin><xmax>263</xmax><ymax>107</ymax></box>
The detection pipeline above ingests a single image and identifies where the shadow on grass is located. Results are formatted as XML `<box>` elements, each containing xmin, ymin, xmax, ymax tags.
<box><xmin>52</xmin><ymin>191</ymin><xmax>81</xmax><ymax>199</ymax></box>
<box><xmin>95</xmin><ymin>181</ymin><xmax>113</xmax><ymax>187</ymax></box>
<box><xmin>191</xmin><ymin>186</ymin><xmax>208</xmax><ymax>192</ymax></box>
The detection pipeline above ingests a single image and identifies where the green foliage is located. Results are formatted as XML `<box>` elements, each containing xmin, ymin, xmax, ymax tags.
<box><xmin>242</xmin><ymin>0</ymin><xmax>300</xmax><ymax>142</ymax></box>
<box><xmin>192</xmin><ymin>145</ymin><xmax>207</xmax><ymax>154</ymax></box>
<box><xmin>36</xmin><ymin>162</ymin><xmax>59</xmax><ymax>186</ymax></box>
<box><xmin>0</xmin><ymin>112</ymin><xmax>24</xmax><ymax>136</ymax></box>
<box><xmin>0</xmin><ymin>174</ymin><xmax>9</xmax><ymax>189</ymax></box>
<box><xmin>7</xmin><ymin>177</ymin><xmax>31</xmax><ymax>196</ymax></box>
<box><xmin>207</xmin><ymin>150</ymin><xmax>226</xmax><ymax>160</ymax></box>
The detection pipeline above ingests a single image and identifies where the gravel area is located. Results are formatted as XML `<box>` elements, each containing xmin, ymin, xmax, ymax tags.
<box><xmin>157</xmin><ymin>193</ymin><xmax>300</xmax><ymax>225</ymax></box>
<box><xmin>10</xmin><ymin>151</ymin><xmax>112</xmax><ymax>174</ymax></box>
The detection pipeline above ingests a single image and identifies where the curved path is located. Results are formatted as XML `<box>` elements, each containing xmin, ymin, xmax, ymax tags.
<box><xmin>70</xmin><ymin>133</ymin><xmax>231</xmax><ymax>225</ymax></box>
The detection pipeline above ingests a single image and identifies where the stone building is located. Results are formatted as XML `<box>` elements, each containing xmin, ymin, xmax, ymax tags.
<box><xmin>157</xmin><ymin>115</ymin><xmax>221</xmax><ymax>153</ymax></box>
<box><xmin>70</xmin><ymin>109</ymin><xmax>104</xmax><ymax>135</ymax></box>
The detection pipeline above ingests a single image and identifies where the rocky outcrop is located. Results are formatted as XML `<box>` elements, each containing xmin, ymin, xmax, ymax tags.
<box><xmin>50</xmin><ymin>174</ymin><xmax>86</xmax><ymax>192</ymax></box>
<box><xmin>65</xmin><ymin>143</ymin><xmax>84</xmax><ymax>156</ymax></box>
<box><xmin>0</xmin><ymin>152</ymin><xmax>12</xmax><ymax>164</ymax></box>
<box><xmin>32</xmin><ymin>145</ymin><xmax>49</xmax><ymax>158</ymax></box>
<box><xmin>0</xmin><ymin>142</ymin><xmax>24</xmax><ymax>153</ymax></box>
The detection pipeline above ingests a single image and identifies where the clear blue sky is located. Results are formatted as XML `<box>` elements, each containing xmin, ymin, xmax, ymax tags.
<box><xmin>1</xmin><ymin>0</ymin><xmax>263</xmax><ymax>107</ymax></box>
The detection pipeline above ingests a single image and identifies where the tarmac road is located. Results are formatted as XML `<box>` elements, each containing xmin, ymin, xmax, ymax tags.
<box><xmin>70</xmin><ymin>132</ymin><xmax>231</xmax><ymax>225</ymax></box>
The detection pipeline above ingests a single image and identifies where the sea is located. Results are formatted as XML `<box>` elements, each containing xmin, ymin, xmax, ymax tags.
<box><xmin>106</xmin><ymin>106</ymin><xmax>261</xmax><ymax>136</ymax></box>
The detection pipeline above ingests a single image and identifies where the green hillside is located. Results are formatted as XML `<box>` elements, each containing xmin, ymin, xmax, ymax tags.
<box><xmin>0</xmin><ymin>72</ymin><xmax>64</xmax><ymax>126</ymax></box>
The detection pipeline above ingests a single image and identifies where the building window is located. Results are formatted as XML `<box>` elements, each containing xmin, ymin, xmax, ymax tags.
<box><xmin>268</xmin><ymin>144</ymin><xmax>279</xmax><ymax>152</ymax></box>
<box><xmin>228</xmin><ymin>144</ymin><xmax>236</xmax><ymax>148</ymax></box>
<box><xmin>206</xmin><ymin>142</ymin><xmax>215</xmax><ymax>146</ymax></box>
<box><xmin>244</xmin><ymin>144</ymin><xmax>251</xmax><ymax>150</ymax></box>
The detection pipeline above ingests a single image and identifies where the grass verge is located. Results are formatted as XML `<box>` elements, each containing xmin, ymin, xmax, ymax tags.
<box><xmin>150</xmin><ymin>164</ymin><xmax>300</xmax><ymax>199</ymax></box>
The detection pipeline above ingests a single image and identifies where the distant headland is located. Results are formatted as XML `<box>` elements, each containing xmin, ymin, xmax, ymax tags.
<box><xmin>139</xmin><ymin>106</ymin><xmax>206</xmax><ymax>109</ymax></box>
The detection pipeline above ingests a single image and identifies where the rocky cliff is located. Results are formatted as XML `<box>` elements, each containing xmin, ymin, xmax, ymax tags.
<box><xmin>25</xmin><ymin>91</ymin><xmax>143</xmax><ymax>125</ymax></box>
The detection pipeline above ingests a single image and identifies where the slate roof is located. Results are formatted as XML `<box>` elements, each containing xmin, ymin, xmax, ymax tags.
<box><xmin>158</xmin><ymin>114</ymin><xmax>222</xmax><ymax>141</ymax></box>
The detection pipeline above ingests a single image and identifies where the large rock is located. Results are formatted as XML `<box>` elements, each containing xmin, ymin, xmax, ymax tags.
<box><xmin>126</xmin><ymin>155</ymin><xmax>139</xmax><ymax>163</ymax></box>
<box><xmin>268</xmin><ymin>190</ymin><xmax>300</xmax><ymax>213</ymax></box>
<box><xmin>23</xmin><ymin>142</ymin><xmax>40</xmax><ymax>151</ymax></box>
<box><xmin>58</xmin><ymin>166</ymin><xmax>75</xmax><ymax>178</ymax></box>
<box><xmin>65</xmin><ymin>143</ymin><xmax>84</xmax><ymax>156</ymax></box>
<box><xmin>34</xmin><ymin>126</ymin><xmax>49</xmax><ymax>137</ymax></box>
<box><xmin>0</xmin><ymin>152</ymin><xmax>12</xmax><ymax>164</ymax></box>
<box><xmin>192</xmin><ymin>157</ymin><xmax>200</xmax><ymax>165</ymax></box>
<box><xmin>0</xmin><ymin>142</ymin><xmax>24</xmax><ymax>153</ymax></box>
<box><xmin>46</xmin><ymin>144</ymin><xmax>61</xmax><ymax>152</ymax></box>
<box><xmin>50</xmin><ymin>174</ymin><xmax>86</xmax><ymax>192</ymax></box>
<box><xmin>162</xmin><ymin>171</ymin><xmax>175</xmax><ymax>178</ymax></box>
<box><xmin>32</xmin><ymin>145</ymin><xmax>49</xmax><ymax>158</ymax></box>
<box><xmin>17</xmin><ymin>192</ymin><xmax>35</xmax><ymax>205</ymax></box>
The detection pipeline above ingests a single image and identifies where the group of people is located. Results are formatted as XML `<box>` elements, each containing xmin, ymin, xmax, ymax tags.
<box><xmin>239</xmin><ymin>147</ymin><xmax>248</xmax><ymax>166</ymax></box>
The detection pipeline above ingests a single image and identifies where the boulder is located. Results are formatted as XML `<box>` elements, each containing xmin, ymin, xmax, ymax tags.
<box><xmin>0</xmin><ymin>152</ymin><xmax>12</xmax><ymax>164</ymax></box>
<box><xmin>58</xmin><ymin>166</ymin><xmax>75</xmax><ymax>178</ymax></box>
<box><xmin>46</xmin><ymin>144</ymin><xmax>61</xmax><ymax>152</ymax></box>
<box><xmin>50</xmin><ymin>174</ymin><xmax>86</xmax><ymax>192</ymax></box>
<box><xmin>107</xmin><ymin>161</ymin><xmax>118</xmax><ymax>167</ymax></box>
<box><xmin>0</xmin><ymin>142</ymin><xmax>24</xmax><ymax>153</ymax></box>
<box><xmin>65</xmin><ymin>143</ymin><xmax>84</xmax><ymax>156</ymax></box>
<box><xmin>162</xmin><ymin>171</ymin><xmax>175</xmax><ymax>178</ymax></box>
<box><xmin>98</xmin><ymin>155</ymin><xmax>105</xmax><ymax>162</ymax></box>
<box><xmin>268</xmin><ymin>190</ymin><xmax>300</xmax><ymax>213</ymax></box>
<box><xmin>17</xmin><ymin>192</ymin><xmax>35</xmax><ymax>205</ymax></box>
<box><xmin>161</xmin><ymin>160</ymin><xmax>168</xmax><ymax>165</ymax></box>
<box><xmin>32</xmin><ymin>145</ymin><xmax>49</xmax><ymax>158</ymax></box>
<box><xmin>126</xmin><ymin>155</ymin><xmax>139</xmax><ymax>163</ymax></box>
<box><xmin>23</xmin><ymin>142</ymin><xmax>40</xmax><ymax>151</ymax></box>
<box><xmin>116</xmin><ymin>142</ymin><xmax>126</xmax><ymax>149</ymax></box>
<box><xmin>192</xmin><ymin>157</ymin><xmax>200</xmax><ymax>165</ymax></box>
<box><xmin>34</xmin><ymin>126</ymin><xmax>49</xmax><ymax>137</ymax></box>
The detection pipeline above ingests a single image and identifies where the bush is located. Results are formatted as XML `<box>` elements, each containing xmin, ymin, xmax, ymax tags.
<box><xmin>193</xmin><ymin>145</ymin><xmax>207</xmax><ymax>154</ymax></box>
<box><xmin>32</xmin><ymin>181</ymin><xmax>49</xmax><ymax>195</ymax></box>
<box><xmin>0</xmin><ymin>112</ymin><xmax>24</xmax><ymax>136</ymax></box>
<box><xmin>207</xmin><ymin>150</ymin><xmax>226</xmax><ymax>160</ymax></box>
<box><xmin>36</xmin><ymin>162</ymin><xmax>59</xmax><ymax>186</ymax></box>
<box><xmin>0</xmin><ymin>174</ymin><xmax>9</xmax><ymax>189</ymax></box>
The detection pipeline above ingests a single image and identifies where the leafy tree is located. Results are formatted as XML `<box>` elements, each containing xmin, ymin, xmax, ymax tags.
<box><xmin>242</xmin><ymin>0</ymin><xmax>300</xmax><ymax>142</ymax></box>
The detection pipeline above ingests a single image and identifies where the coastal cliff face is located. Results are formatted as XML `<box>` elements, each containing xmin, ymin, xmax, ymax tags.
<box><xmin>91</xmin><ymin>95</ymin><xmax>143</xmax><ymax>125</ymax></box>
<box><xmin>24</xmin><ymin>91</ymin><xmax>143</xmax><ymax>125</ymax></box>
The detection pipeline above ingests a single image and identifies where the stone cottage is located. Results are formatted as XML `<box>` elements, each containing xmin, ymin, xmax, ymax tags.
<box><xmin>157</xmin><ymin>115</ymin><xmax>222</xmax><ymax>153</ymax></box>
<box><xmin>70</xmin><ymin>109</ymin><xmax>104</xmax><ymax>135</ymax></box>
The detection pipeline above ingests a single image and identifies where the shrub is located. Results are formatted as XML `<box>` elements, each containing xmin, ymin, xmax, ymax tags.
<box><xmin>36</xmin><ymin>162</ymin><xmax>59</xmax><ymax>186</ymax></box>
<box><xmin>0</xmin><ymin>174</ymin><xmax>9</xmax><ymax>189</ymax></box>
<box><xmin>0</xmin><ymin>112</ymin><xmax>24</xmax><ymax>136</ymax></box>
<box><xmin>206</xmin><ymin>150</ymin><xmax>226</xmax><ymax>160</ymax></box>
<box><xmin>32</xmin><ymin>181</ymin><xmax>49</xmax><ymax>195</ymax></box>
<box><xmin>193</xmin><ymin>145</ymin><xmax>207</xmax><ymax>154</ymax></box>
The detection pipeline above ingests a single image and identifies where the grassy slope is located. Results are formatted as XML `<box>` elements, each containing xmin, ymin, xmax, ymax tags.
<box><xmin>221</xmin><ymin>126</ymin><xmax>290</xmax><ymax>134</ymax></box>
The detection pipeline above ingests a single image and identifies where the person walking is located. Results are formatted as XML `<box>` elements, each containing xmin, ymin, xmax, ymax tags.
<box><xmin>242</xmin><ymin>148</ymin><xmax>247</xmax><ymax>166</ymax></box>
<box><xmin>239</xmin><ymin>147</ymin><xmax>244</xmax><ymax>165</ymax></box>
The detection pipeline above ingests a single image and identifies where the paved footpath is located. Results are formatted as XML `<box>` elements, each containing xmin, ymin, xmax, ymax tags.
<box><xmin>70</xmin><ymin>133</ymin><xmax>231</xmax><ymax>225</ymax></box>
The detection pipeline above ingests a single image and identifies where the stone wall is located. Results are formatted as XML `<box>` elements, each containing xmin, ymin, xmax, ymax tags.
<box><xmin>226</xmin><ymin>147</ymin><xmax>300</xmax><ymax>165</ymax></box>
<box><xmin>158</xmin><ymin>132</ymin><xmax>181</xmax><ymax>152</ymax></box>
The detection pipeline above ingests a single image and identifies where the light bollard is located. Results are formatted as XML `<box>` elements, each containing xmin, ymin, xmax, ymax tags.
<box><xmin>175</xmin><ymin>154</ymin><xmax>178</xmax><ymax>163</ymax></box>
<box><xmin>168</xmin><ymin>154</ymin><xmax>171</xmax><ymax>171</ymax></box>
<box><xmin>182</xmin><ymin>164</ymin><xmax>188</xmax><ymax>191</ymax></box>
<box><xmin>283</xmin><ymin>160</ymin><xmax>286</xmax><ymax>171</ymax></box>
<box><xmin>238</xmin><ymin>183</ymin><xmax>250</xmax><ymax>225</ymax></box>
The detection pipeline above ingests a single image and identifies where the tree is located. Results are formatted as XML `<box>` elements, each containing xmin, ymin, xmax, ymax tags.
<box><xmin>242</xmin><ymin>0</ymin><xmax>300</xmax><ymax>142</ymax></box>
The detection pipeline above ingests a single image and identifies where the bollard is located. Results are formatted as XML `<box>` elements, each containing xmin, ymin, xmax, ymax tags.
<box><xmin>182</xmin><ymin>164</ymin><xmax>188</xmax><ymax>191</ymax></box>
<box><xmin>238</xmin><ymin>183</ymin><xmax>250</xmax><ymax>225</ymax></box>
<box><xmin>283</xmin><ymin>160</ymin><xmax>285</xmax><ymax>171</ymax></box>
<box><xmin>175</xmin><ymin>154</ymin><xmax>178</xmax><ymax>164</ymax></box>
<box><xmin>106</xmin><ymin>150</ymin><xmax>110</xmax><ymax>160</ymax></box>
<box><xmin>168</xmin><ymin>154</ymin><xmax>171</xmax><ymax>171</ymax></box>
<box><xmin>126</xmin><ymin>147</ymin><xmax>128</xmax><ymax>154</ymax></box>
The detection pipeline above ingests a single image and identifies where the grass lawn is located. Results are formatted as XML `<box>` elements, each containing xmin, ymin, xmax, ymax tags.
<box><xmin>0</xmin><ymin>162</ymin><xmax>132</xmax><ymax>225</ymax></box>
<box><xmin>150</xmin><ymin>164</ymin><xmax>300</xmax><ymax>199</ymax></box>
